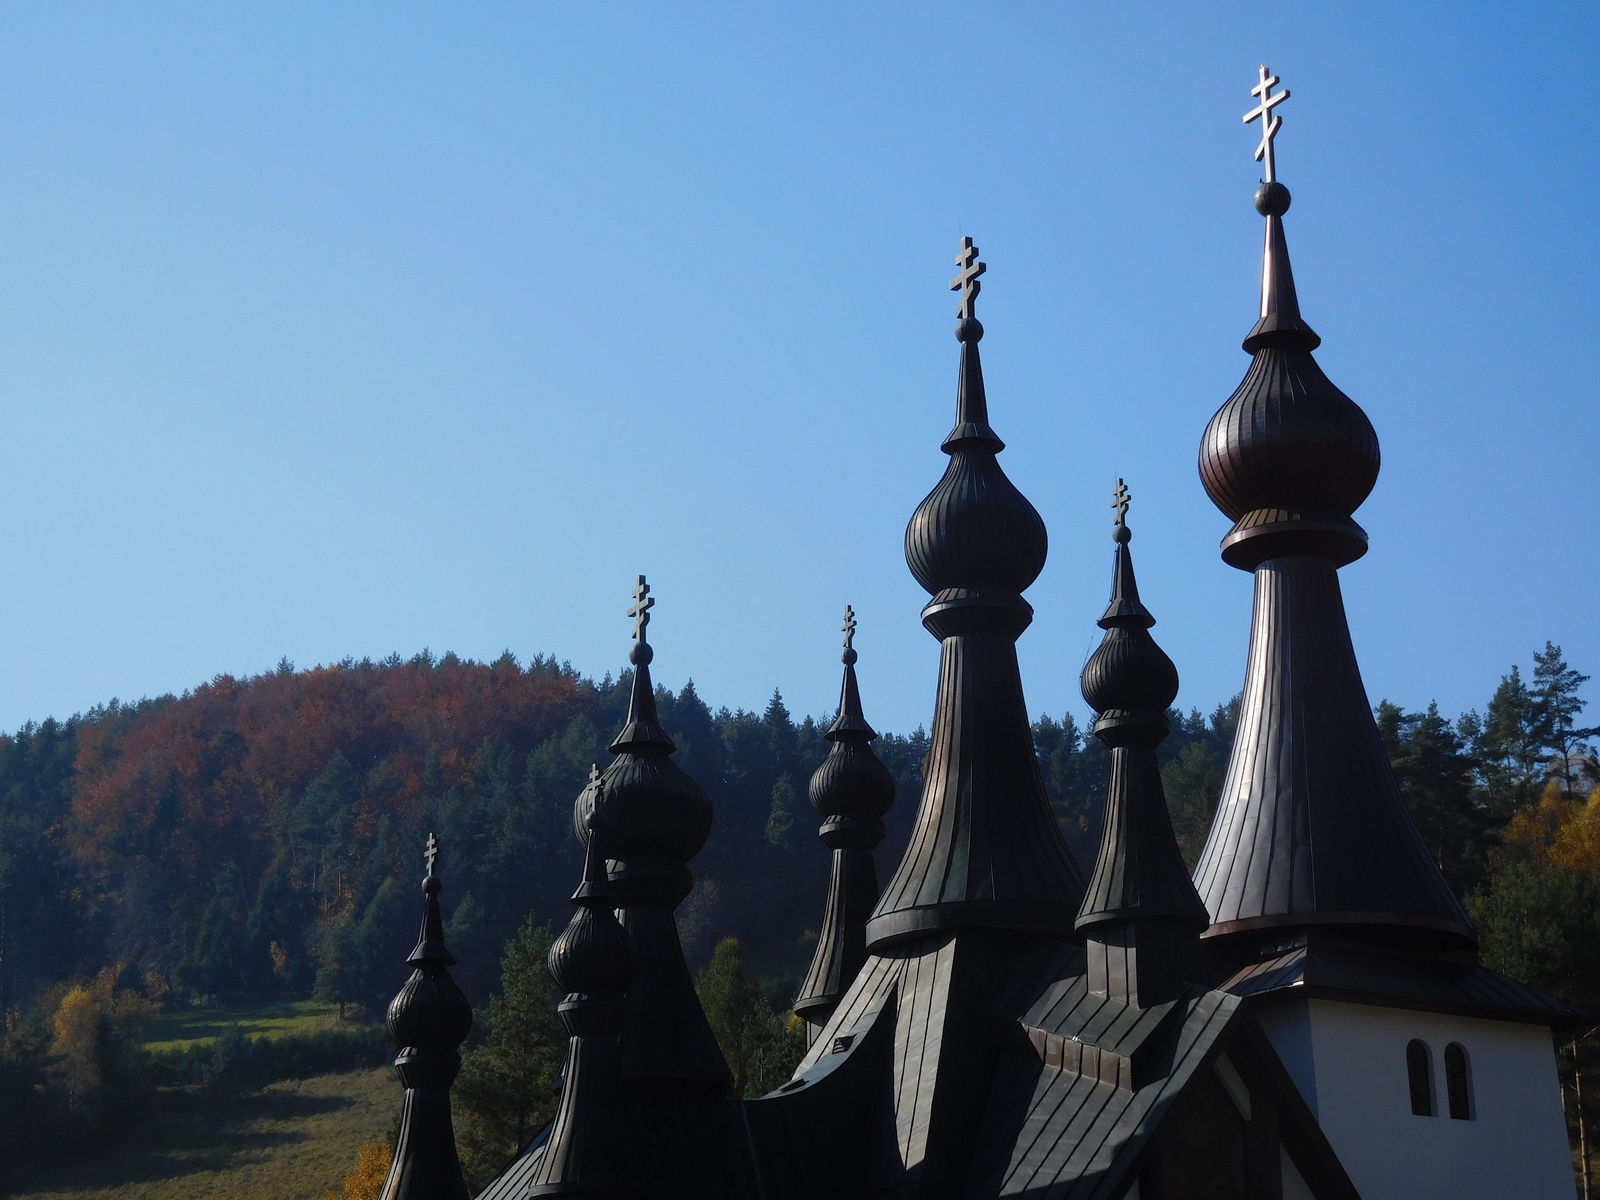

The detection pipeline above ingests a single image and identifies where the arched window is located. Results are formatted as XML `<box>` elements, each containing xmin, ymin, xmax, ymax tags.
<box><xmin>1445</xmin><ymin>1042</ymin><xmax>1474</xmax><ymax>1120</ymax></box>
<box><xmin>1406</xmin><ymin>1039</ymin><xmax>1434</xmax><ymax>1116</ymax></box>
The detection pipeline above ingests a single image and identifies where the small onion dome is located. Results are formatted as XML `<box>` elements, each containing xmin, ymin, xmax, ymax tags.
<box><xmin>809</xmin><ymin>634</ymin><xmax>894</xmax><ymax>827</ymax></box>
<box><xmin>905</xmin><ymin>315</ymin><xmax>1047</xmax><ymax>607</ymax></box>
<box><xmin>386</xmin><ymin>840</ymin><xmax>473</xmax><ymax>1057</ymax></box>
<box><xmin>548</xmin><ymin>815</ymin><xmax>639</xmax><ymax>1000</ymax></box>
<box><xmin>575</xmin><ymin>581</ymin><xmax>712</xmax><ymax>903</ymax></box>
<box><xmin>1080</xmin><ymin>510</ymin><xmax>1177</xmax><ymax>730</ymax></box>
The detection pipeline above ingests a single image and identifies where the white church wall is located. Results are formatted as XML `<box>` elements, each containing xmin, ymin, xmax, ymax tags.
<box><xmin>1258</xmin><ymin>998</ymin><xmax>1572</xmax><ymax>1200</ymax></box>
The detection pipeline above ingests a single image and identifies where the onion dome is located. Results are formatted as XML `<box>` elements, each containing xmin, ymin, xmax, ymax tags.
<box><xmin>1190</xmin><ymin>68</ymin><xmax>1475</xmax><ymax>953</ymax></box>
<box><xmin>379</xmin><ymin>834</ymin><xmax>473</xmax><ymax>1200</ymax></box>
<box><xmin>550</xmin><ymin>783</ymin><xmax>641</xmax><ymax>1009</ymax></box>
<box><xmin>794</xmin><ymin>607</ymin><xmax>895</xmax><ymax>1033</ymax></box>
<box><xmin>1075</xmin><ymin>485</ymin><xmax>1208</xmax><ymax>938</ymax></box>
<box><xmin>531</xmin><ymin>802</ymin><xmax>640</xmax><ymax>1198</ymax></box>
<box><xmin>575</xmin><ymin>576</ymin><xmax>731</xmax><ymax>1096</ymax></box>
<box><xmin>1199</xmin><ymin>69</ymin><xmax>1378</xmax><ymax>573</ymax></box>
<box><xmin>1079</xmin><ymin>484</ymin><xmax>1179</xmax><ymax>727</ymax></box>
<box><xmin>576</xmin><ymin>576</ymin><xmax>713</xmax><ymax>908</ymax></box>
<box><xmin>868</xmin><ymin>238</ymin><xmax>1086</xmax><ymax>949</ymax></box>
<box><xmin>904</xmin><ymin>242</ymin><xmax>1048</xmax><ymax>634</ymax></box>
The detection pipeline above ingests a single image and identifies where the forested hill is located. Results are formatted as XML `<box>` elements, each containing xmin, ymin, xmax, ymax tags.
<box><xmin>0</xmin><ymin>643</ymin><xmax>1593</xmax><ymax>1020</ymax></box>
<box><xmin>0</xmin><ymin>650</ymin><xmax>1155</xmax><ymax>1013</ymax></box>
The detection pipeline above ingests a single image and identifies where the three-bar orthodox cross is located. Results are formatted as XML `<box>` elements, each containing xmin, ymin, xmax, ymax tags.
<box><xmin>950</xmin><ymin>237</ymin><xmax>985</xmax><ymax>321</ymax></box>
<box><xmin>1112</xmin><ymin>478</ymin><xmax>1131</xmax><ymax>527</ymax></box>
<box><xmin>425</xmin><ymin>831</ymin><xmax>440</xmax><ymax>878</ymax></box>
<box><xmin>842</xmin><ymin>604</ymin><xmax>857</xmax><ymax>652</ymax></box>
<box><xmin>628</xmin><ymin>575</ymin><xmax>654</xmax><ymax>644</ymax></box>
<box><xmin>1243</xmin><ymin>64</ymin><xmax>1289</xmax><ymax>183</ymax></box>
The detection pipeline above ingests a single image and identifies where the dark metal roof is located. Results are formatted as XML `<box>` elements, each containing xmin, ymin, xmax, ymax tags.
<box><xmin>1191</xmin><ymin>164</ymin><xmax>1477</xmax><ymax>953</ymax></box>
<box><xmin>867</xmin><ymin>239</ymin><xmax>1085</xmax><ymax>950</ymax></box>
<box><xmin>1220</xmin><ymin>939</ymin><xmax>1588</xmax><ymax>1027</ymax></box>
<box><xmin>794</xmin><ymin>610</ymin><xmax>895</xmax><ymax>1030</ymax></box>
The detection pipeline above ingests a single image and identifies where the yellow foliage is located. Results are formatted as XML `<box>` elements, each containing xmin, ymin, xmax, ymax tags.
<box><xmin>1501</xmin><ymin>780</ymin><xmax>1600</xmax><ymax>872</ymax></box>
<box><xmin>51</xmin><ymin>986</ymin><xmax>102</xmax><ymax>1107</ymax></box>
<box><xmin>322</xmin><ymin>1138</ymin><xmax>394</xmax><ymax>1200</ymax></box>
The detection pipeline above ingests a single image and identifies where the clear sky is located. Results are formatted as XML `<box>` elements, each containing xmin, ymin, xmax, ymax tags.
<box><xmin>0</xmin><ymin>3</ymin><xmax>1594</xmax><ymax>738</ymax></box>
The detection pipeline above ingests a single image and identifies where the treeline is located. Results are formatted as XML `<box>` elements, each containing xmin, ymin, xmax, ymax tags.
<box><xmin>0</xmin><ymin>640</ymin><xmax>1597</xmax><ymax>1173</ymax></box>
<box><xmin>1</xmin><ymin>643</ymin><xmax>1596</xmax><ymax>1016</ymax></box>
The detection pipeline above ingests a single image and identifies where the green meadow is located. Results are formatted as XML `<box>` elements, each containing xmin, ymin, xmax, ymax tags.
<box><xmin>143</xmin><ymin>1000</ymin><xmax>353</xmax><ymax>1054</ymax></box>
<box><xmin>4</xmin><ymin>1067</ymin><xmax>396</xmax><ymax>1200</ymax></box>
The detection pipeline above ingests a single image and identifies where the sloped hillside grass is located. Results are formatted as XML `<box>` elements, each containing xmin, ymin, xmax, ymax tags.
<box><xmin>144</xmin><ymin>1000</ymin><xmax>351</xmax><ymax>1053</ymax></box>
<box><xmin>4</xmin><ymin>1067</ymin><xmax>397</xmax><ymax>1200</ymax></box>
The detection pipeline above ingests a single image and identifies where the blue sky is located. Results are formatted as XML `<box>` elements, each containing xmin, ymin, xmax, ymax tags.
<box><xmin>0</xmin><ymin>3</ymin><xmax>1594</xmax><ymax>737</ymax></box>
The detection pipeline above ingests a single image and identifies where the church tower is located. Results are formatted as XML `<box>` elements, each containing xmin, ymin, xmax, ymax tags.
<box><xmin>1195</xmin><ymin>65</ymin><xmax>1578</xmax><ymax>1200</ymax></box>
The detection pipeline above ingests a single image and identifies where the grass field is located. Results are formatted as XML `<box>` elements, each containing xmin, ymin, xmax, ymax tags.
<box><xmin>143</xmin><ymin>1000</ymin><xmax>354</xmax><ymax>1053</ymax></box>
<box><xmin>4</xmin><ymin>1068</ymin><xmax>399</xmax><ymax>1200</ymax></box>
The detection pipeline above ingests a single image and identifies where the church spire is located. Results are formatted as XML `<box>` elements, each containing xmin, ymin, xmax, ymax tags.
<box><xmin>1192</xmin><ymin>69</ymin><xmax>1474</xmax><ymax>951</ymax></box>
<box><xmin>867</xmin><ymin>238</ymin><xmax>1085</xmax><ymax>949</ymax></box>
<box><xmin>793</xmin><ymin>607</ymin><xmax>895</xmax><ymax>1040</ymax></box>
<box><xmin>577</xmin><ymin>577</ymin><xmax>732</xmax><ymax>1096</ymax></box>
<box><xmin>532</xmin><ymin>788</ymin><xmax>641</xmax><ymax>1197</ymax></box>
<box><xmin>1076</xmin><ymin>484</ymin><xmax>1208</xmax><ymax>1005</ymax></box>
<box><xmin>378</xmin><ymin>835</ymin><xmax>473</xmax><ymax>1200</ymax></box>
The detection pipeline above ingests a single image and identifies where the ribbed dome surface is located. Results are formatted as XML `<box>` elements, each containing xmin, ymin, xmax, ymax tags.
<box><xmin>905</xmin><ymin>451</ymin><xmax>1048</xmax><ymax>596</ymax></box>
<box><xmin>579</xmin><ymin>751</ymin><xmax>712</xmax><ymax>865</ymax></box>
<box><xmin>549</xmin><ymin>903</ymin><xmax>639</xmax><ymax>996</ymax></box>
<box><xmin>388</xmin><ymin>967</ymin><xmax>474</xmax><ymax>1049</ymax></box>
<box><xmin>1200</xmin><ymin>349</ymin><xmax>1379</xmax><ymax>524</ymax></box>
<box><xmin>1081</xmin><ymin>626</ymin><xmax>1179</xmax><ymax>716</ymax></box>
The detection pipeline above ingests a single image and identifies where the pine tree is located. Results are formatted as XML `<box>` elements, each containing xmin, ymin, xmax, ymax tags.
<box><xmin>1476</xmin><ymin>666</ymin><xmax>1542</xmax><ymax>810</ymax></box>
<box><xmin>1533</xmin><ymin>642</ymin><xmax>1599</xmax><ymax>796</ymax></box>
<box><xmin>453</xmin><ymin>916</ymin><xmax>565</xmax><ymax>1192</ymax></box>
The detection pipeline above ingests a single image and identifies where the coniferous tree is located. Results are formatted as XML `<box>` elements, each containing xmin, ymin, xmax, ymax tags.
<box><xmin>454</xmin><ymin>916</ymin><xmax>564</xmax><ymax>1192</ymax></box>
<box><xmin>1533</xmin><ymin>642</ymin><xmax>1599</xmax><ymax>796</ymax></box>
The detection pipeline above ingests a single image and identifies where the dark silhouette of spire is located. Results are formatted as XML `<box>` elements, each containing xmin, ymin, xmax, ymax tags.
<box><xmin>379</xmin><ymin>834</ymin><xmax>473</xmax><ymax>1200</ymax></box>
<box><xmin>532</xmin><ymin>785</ymin><xmax>641</xmax><ymax>1196</ymax></box>
<box><xmin>576</xmin><ymin>577</ymin><xmax>725</xmax><ymax>1085</ymax></box>
<box><xmin>793</xmin><ymin>606</ymin><xmax>895</xmax><ymax>1041</ymax></box>
<box><xmin>1076</xmin><ymin>484</ymin><xmax>1208</xmax><ymax>1006</ymax></box>
<box><xmin>868</xmin><ymin>237</ymin><xmax>1085</xmax><ymax>949</ymax></box>
<box><xmin>1192</xmin><ymin>71</ymin><xmax>1474</xmax><ymax>952</ymax></box>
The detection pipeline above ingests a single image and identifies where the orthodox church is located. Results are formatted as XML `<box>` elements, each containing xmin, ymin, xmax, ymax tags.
<box><xmin>371</xmin><ymin>68</ymin><xmax>1581</xmax><ymax>1200</ymax></box>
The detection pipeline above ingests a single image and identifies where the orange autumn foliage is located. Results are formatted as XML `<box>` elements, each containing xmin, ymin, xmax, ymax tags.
<box><xmin>1499</xmin><ymin>779</ymin><xmax>1600</xmax><ymax>872</ymax></box>
<box><xmin>62</xmin><ymin>653</ymin><xmax>597</xmax><ymax>963</ymax></box>
<box><xmin>323</xmin><ymin>1139</ymin><xmax>394</xmax><ymax>1200</ymax></box>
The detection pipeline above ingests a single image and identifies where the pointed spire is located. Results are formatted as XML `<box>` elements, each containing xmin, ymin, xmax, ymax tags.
<box><xmin>1241</xmin><ymin>64</ymin><xmax>1319</xmax><ymax>353</ymax></box>
<box><xmin>379</xmin><ymin>835</ymin><xmax>473</xmax><ymax>1200</ymax></box>
<box><xmin>532</xmin><ymin>792</ymin><xmax>641</xmax><ymax>1197</ymax></box>
<box><xmin>1192</xmin><ymin>69</ymin><xmax>1474</xmax><ymax>953</ymax></box>
<box><xmin>794</xmin><ymin>607</ymin><xmax>895</xmax><ymax>1037</ymax></box>
<box><xmin>870</xmin><ymin>238</ymin><xmax>1085</xmax><ymax>949</ymax></box>
<box><xmin>1076</xmin><ymin>486</ymin><xmax>1208</xmax><ymax>1007</ymax></box>
<box><xmin>576</xmin><ymin>579</ymin><xmax>732</xmax><ymax>1105</ymax></box>
<box><xmin>611</xmin><ymin>575</ymin><xmax>674</xmax><ymax>752</ymax></box>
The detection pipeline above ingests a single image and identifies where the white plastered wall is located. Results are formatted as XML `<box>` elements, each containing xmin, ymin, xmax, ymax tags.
<box><xmin>1256</xmin><ymin>998</ymin><xmax>1573</xmax><ymax>1200</ymax></box>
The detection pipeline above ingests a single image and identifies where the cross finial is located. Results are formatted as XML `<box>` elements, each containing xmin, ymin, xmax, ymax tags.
<box><xmin>950</xmin><ymin>237</ymin><xmax>986</xmax><ymax>322</ymax></box>
<box><xmin>842</xmin><ymin>605</ymin><xmax>857</xmax><ymax>652</ymax></box>
<box><xmin>1112</xmin><ymin>478</ymin><xmax>1131</xmax><ymax>526</ymax></box>
<box><xmin>627</xmin><ymin>575</ymin><xmax>654</xmax><ymax>644</ymax></box>
<box><xmin>1243</xmin><ymin>64</ymin><xmax>1289</xmax><ymax>183</ymax></box>
<box><xmin>424</xmin><ymin>832</ymin><xmax>440</xmax><ymax>878</ymax></box>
